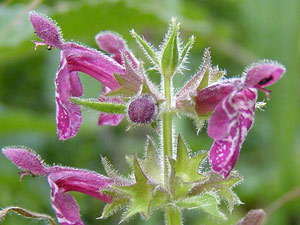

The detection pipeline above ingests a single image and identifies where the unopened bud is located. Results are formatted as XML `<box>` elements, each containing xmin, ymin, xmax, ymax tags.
<box><xmin>128</xmin><ymin>94</ymin><xmax>158</xmax><ymax>124</ymax></box>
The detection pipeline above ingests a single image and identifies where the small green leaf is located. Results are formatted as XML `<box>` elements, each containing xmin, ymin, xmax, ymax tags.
<box><xmin>175</xmin><ymin>192</ymin><xmax>227</xmax><ymax>220</ymax></box>
<box><xmin>169</xmin><ymin>135</ymin><xmax>207</xmax><ymax>183</ymax></box>
<box><xmin>131</xmin><ymin>29</ymin><xmax>159</xmax><ymax>65</ymax></box>
<box><xmin>138</xmin><ymin>136</ymin><xmax>163</xmax><ymax>185</ymax></box>
<box><xmin>179</xmin><ymin>35</ymin><xmax>195</xmax><ymax>65</ymax></box>
<box><xmin>189</xmin><ymin>171</ymin><xmax>243</xmax><ymax>212</ymax></box>
<box><xmin>209</xmin><ymin>65</ymin><xmax>226</xmax><ymax>83</ymax></box>
<box><xmin>69</xmin><ymin>97</ymin><xmax>126</xmax><ymax>114</ymax></box>
<box><xmin>116</xmin><ymin>156</ymin><xmax>155</xmax><ymax>222</ymax></box>
<box><xmin>197</xmin><ymin>48</ymin><xmax>211</xmax><ymax>90</ymax></box>
<box><xmin>161</xmin><ymin>18</ymin><xmax>180</xmax><ymax>78</ymax></box>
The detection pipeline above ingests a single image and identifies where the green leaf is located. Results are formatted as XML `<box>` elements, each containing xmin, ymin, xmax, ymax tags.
<box><xmin>179</xmin><ymin>35</ymin><xmax>195</xmax><ymax>66</ymax></box>
<box><xmin>100</xmin><ymin>189</ymin><xmax>130</xmax><ymax>219</ymax></box>
<box><xmin>175</xmin><ymin>192</ymin><xmax>226</xmax><ymax>220</ymax></box>
<box><xmin>161</xmin><ymin>18</ymin><xmax>180</xmax><ymax>78</ymax></box>
<box><xmin>210</xmin><ymin>65</ymin><xmax>226</xmax><ymax>83</ymax></box>
<box><xmin>131</xmin><ymin>29</ymin><xmax>159</xmax><ymax>65</ymax></box>
<box><xmin>115</xmin><ymin>156</ymin><xmax>155</xmax><ymax>222</ymax></box>
<box><xmin>138</xmin><ymin>136</ymin><xmax>163</xmax><ymax>185</ymax></box>
<box><xmin>197</xmin><ymin>48</ymin><xmax>211</xmax><ymax>90</ymax></box>
<box><xmin>169</xmin><ymin>135</ymin><xmax>207</xmax><ymax>183</ymax></box>
<box><xmin>189</xmin><ymin>171</ymin><xmax>243</xmax><ymax>212</ymax></box>
<box><xmin>69</xmin><ymin>97</ymin><xmax>126</xmax><ymax>114</ymax></box>
<box><xmin>101</xmin><ymin>156</ymin><xmax>132</xmax><ymax>185</ymax></box>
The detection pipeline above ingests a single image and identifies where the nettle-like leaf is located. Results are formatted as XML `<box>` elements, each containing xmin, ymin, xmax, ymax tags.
<box><xmin>69</xmin><ymin>97</ymin><xmax>127</xmax><ymax>114</ymax></box>
<box><xmin>131</xmin><ymin>30</ymin><xmax>159</xmax><ymax>66</ymax></box>
<box><xmin>160</xmin><ymin>18</ymin><xmax>180</xmax><ymax>78</ymax></box>
<box><xmin>138</xmin><ymin>136</ymin><xmax>163</xmax><ymax>185</ymax></box>
<box><xmin>175</xmin><ymin>192</ymin><xmax>227</xmax><ymax>220</ymax></box>
<box><xmin>100</xmin><ymin>189</ymin><xmax>130</xmax><ymax>219</ymax></box>
<box><xmin>115</xmin><ymin>156</ymin><xmax>156</xmax><ymax>222</ymax></box>
<box><xmin>169</xmin><ymin>135</ymin><xmax>207</xmax><ymax>183</ymax></box>
<box><xmin>189</xmin><ymin>171</ymin><xmax>243</xmax><ymax>212</ymax></box>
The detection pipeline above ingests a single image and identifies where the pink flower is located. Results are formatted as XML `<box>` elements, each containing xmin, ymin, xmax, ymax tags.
<box><xmin>2</xmin><ymin>147</ymin><xmax>113</xmax><ymax>225</ymax></box>
<box><xmin>29</xmin><ymin>11</ymin><xmax>138</xmax><ymax>140</ymax></box>
<box><xmin>195</xmin><ymin>61</ymin><xmax>285</xmax><ymax>178</ymax></box>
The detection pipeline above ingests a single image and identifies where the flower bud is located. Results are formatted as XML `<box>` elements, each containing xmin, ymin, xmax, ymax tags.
<box><xmin>128</xmin><ymin>94</ymin><xmax>158</xmax><ymax>124</ymax></box>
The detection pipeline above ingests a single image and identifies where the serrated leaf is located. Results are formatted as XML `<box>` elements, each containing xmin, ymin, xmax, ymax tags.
<box><xmin>138</xmin><ymin>136</ymin><xmax>163</xmax><ymax>185</ymax></box>
<box><xmin>131</xmin><ymin>29</ymin><xmax>159</xmax><ymax>65</ymax></box>
<box><xmin>161</xmin><ymin>19</ymin><xmax>180</xmax><ymax>78</ymax></box>
<box><xmin>100</xmin><ymin>189</ymin><xmax>130</xmax><ymax>219</ymax></box>
<box><xmin>189</xmin><ymin>171</ymin><xmax>243</xmax><ymax>212</ymax></box>
<box><xmin>175</xmin><ymin>192</ymin><xmax>227</xmax><ymax>220</ymax></box>
<box><xmin>149</xmin><ymin>188</ymin><xmax>169</xmax><ymax>209</ymax></box>
<box><xmin>69</xmin><ymin>97</ymin><xmax>126</xmax><ymax>113</ymax></box>
<box><xmin>169</xmin><ymin>135</ymin><xmax>207</xmax><ymax>183</ymax></box>
<box><xmin>116</xmin><ymin>156</ymin><xmax>155</xmax><ymax>222</ymax></box>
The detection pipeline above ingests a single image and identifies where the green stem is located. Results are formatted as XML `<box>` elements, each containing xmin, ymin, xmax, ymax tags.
<box><xmin>162</xmin><ymin>76</ymin><xmax>182</xmax><ymax>225</ymax></box>
<box><xmin>165</xmin><ymin>207</ymin><xmax>182</xmax><ymax>225</ymax></box>
<box><xmin>162</xmin><ymin>76</ymin><xmax>173</xmax><ymax>189</ymax></box>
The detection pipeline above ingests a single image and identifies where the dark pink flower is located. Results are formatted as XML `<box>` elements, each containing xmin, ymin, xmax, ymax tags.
<box><xmin>2</xmin><ymin>147</ymin><xmax>113</xmax><ymax>225</ymax></box>
<box><xmin>195</xmin><ymin>61</ymin><xmax>285</xmax><ymax>178</ymax></box>
<box><xmin>29</xmin><ymin>11</ymin><xmax>138</xmax><ymax>140</ymax></box>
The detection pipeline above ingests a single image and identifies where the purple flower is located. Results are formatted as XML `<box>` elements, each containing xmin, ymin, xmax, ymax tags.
<box><xmin>195</xmin><ymin>61</ymin><xmax>285</xmax><ymax>178</ymax></box>
<box><xmin>2</xmin><ymin>147</ymin><xmax>113</xmax><ymax>225</ymax></box>
<box><xmin>29</xmin><ymin>11</ymin><xmax>138</xmax><ymax>140</ymax></box>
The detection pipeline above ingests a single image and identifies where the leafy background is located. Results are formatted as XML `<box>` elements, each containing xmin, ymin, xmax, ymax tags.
<box><xmin>0</xmin><ymin>0</ymin><xmax>300</xmax><ymax>224</ymax></box>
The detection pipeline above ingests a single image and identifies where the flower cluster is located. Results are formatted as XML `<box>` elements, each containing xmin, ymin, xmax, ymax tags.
<box><xmin>1</xmin><ymin>11</ymin><xmax>286</xmax><ymax>225</ymax></box>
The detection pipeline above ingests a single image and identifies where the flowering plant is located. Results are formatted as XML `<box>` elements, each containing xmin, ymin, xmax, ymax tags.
<box><xmin>1</xmin><ymin>11</ymin><xmax>285</xmax><ymax>225</ymax></box>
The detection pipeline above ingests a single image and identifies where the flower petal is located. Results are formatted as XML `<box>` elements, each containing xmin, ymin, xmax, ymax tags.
<box><xmin>244</xmin><ymin>61</ymin><xmax>285</xmax><ymax>88</ymax></box>
<box><xmin>209</xmin><ymin>88</ymin><xmax>257</xmax><ymax>178</ymax></box>
<box><xmin>48</xmin><ymin>167</ymin><xmax>113</xmax><ymax>203</ymax></box>
<box><xmin>29</xmin><ymin>11</ymin><xmax>64</xmax><ymax>49</ymax></box>
<box><xmin>63</xmin><ymin>43</ymin><xmax>124</xmax><ymax>90</ymax></box>
<box><xmin>55</xmin><ymin>52</ymin><xmax>83</xmax><ymax>140</ymax></box>
<box><xmin>194</xmin><ymin>79</ymin><xmax>241</xmax><ymax>116</ymax></box>
<box><xmin>2</xmin><ymin>147</ymin><xmax>48</xmax><ymax>176</ymax></box>
<box><xmin>95</xmin><ymin>31</ymin><xmax>139</xmax><ymax>68</ymax></box>
<box><xmin>48</xmin><ymin>177</ymin><xmax>84</xmax><ymax>225</ymax></box>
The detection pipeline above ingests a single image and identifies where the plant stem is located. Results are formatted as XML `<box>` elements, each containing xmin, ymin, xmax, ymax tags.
<box><xmin>165</xmin><ymin>207</ymin><xmax>182</xmax><ymax>225</ymax></box>
<box><xmin>162</xmin><ymin>76</ymin><xmax>182</xmax><ymax>225</ymax></box>
<box><xmin>162</xmin><ymin>76</ymin><xmax>173</xmax><ymax>189</ymax></box>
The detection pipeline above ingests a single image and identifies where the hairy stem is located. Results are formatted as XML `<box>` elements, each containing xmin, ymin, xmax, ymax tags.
<box><xmin>162</xmin><ymin>76</ymin><xmax>182</xmax><ymax>225</ymax></box>
<box><xmin>165</xmin><ymin>207</ymin><xmax>182</xmax><ymax>225</ymax></box>
<box><xmin>162</xmin><ymin>76</ymin><xmax>173</xmax><ymax>189</ymax></box>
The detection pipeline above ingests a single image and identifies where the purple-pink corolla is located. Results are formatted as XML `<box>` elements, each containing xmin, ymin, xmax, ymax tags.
<box><xmin>2</xmin><ymin>147</ymin><xmax>113</xmax><ymax>225</ymax></box>
<box><xmin>195</xmin><ymin>62</ymin><xmax>285</xmax><ymax>178</ymax></box>
<box><xmin>29</xmin><ymin>11</ymin><xmax>139</xmax><ymax>140</ymax></box>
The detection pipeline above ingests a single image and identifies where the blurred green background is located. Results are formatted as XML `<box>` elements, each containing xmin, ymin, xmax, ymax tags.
<box><xmin>1</xmin><ymin>0</ymin><xmax>300</xmax><ymax>224</ymax></box>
